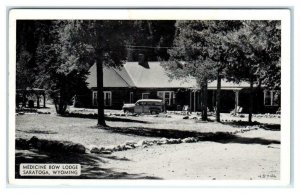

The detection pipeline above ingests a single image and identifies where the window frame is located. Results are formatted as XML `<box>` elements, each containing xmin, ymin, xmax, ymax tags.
<box><xmin>157</xmin><ymin>91</ymin><xmax>175</xmax><ymax>106</ymax></box>
<box><xmin>104</xmin><ymin>91</ymin><xmax>112</xmax><ymax>107</ymax></box>
<box><xmin>264</xmin><ymin>90</ymin><xmax>280</xmax><ymax>106</ymax></box>
<box><xmin>92</xmin><ymin>91</ymin><xmax>112</xmax><ymax>107</ymax></box>
<box><xmin>142</xmin><ymin>93</ymin><xmax>150</xmax><ymax>99</ymax></box>
<box><xmin>130</xmin><ymin>92</ymin><xmax>134</xmax><ymax>103</ymax></box>
<box><xmin>92</xmin><ymin>91</ymin><xmax>98</xmax><ymax>106</ymax></box>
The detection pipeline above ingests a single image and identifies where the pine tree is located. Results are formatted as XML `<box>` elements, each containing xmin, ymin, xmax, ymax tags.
<box><xmin>126</xmin><ymin>20</ymin><xmax>176</xmax><ymax>61</ymax></box>
<box><xmin>163</xmin><ymin>20</ymin><xmax>242</xmax><ymax>121</ymax></box>
<box><xmin>224</xmin><ymin>20</ymin><xmax>281</xmax><ymax>122</ymax></box>
<box><xmin>58</xmin><ymin>20</ymin><xmax>129</xmax><ymax>126</ymax></box>
<box><xmin>32</xmin><ymin>20</ymin><xmax>91</xmax><ymax>115</ymax></box>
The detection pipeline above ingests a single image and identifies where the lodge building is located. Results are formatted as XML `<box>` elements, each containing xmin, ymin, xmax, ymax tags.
<box><xmin>83</xmin><ymin>61</ymin><xmax>280</xmax><ymax>114</ymax></box>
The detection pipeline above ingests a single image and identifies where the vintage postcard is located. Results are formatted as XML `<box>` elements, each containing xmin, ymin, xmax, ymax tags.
<box><xmin>8</xmin><ymin>9</ymin><xmax>291</xmax><ymax>187</ymax></box>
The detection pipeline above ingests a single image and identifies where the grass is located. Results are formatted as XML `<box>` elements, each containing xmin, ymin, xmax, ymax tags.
<box><xmin>16</xmin><ymin>114</ymin><xmax>159</xmax><ymax>148</ymax></box>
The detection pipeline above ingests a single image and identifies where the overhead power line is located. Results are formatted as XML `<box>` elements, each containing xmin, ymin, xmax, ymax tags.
<box><xmin>125</xmin><ymin>45</ymin><xmax>179</xmax><ymax>49</ymax></box>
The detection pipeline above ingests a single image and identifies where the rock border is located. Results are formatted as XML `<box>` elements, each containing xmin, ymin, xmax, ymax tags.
<box><xmin>16</xmin><ymin>125</ymin><xmax>260</xmax><ymax>155</ymax></box>
<box><xmin>16</xmin><ymin>111</ymin><xmax>51</xmax><ymax>116</ymax></box>
<box><xmin>89</xmin><ymin>125</ymin><xmax>259</xmax><ymax>155</ymax></box>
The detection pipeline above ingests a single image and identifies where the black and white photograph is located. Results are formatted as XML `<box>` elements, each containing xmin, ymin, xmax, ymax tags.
<box><xmin>8</xmin><ymin>9</ymin><xmax>291</xmax><ymax>186</ymax></box>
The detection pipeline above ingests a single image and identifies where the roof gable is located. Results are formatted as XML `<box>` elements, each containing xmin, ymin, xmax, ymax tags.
<box><xmin>86</xmin><ymin>63</ymin><xmax>135</xmax><ymax>88</ymax></box>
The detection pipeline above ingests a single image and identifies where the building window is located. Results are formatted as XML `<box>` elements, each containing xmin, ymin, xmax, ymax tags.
<box><xmin>92</xmin><ymin>91</ymin><xmax>112</xmax><ymax>107</ymax></box>
<box><xmin>264</xmin><ymin>91</ymin><xmax>271</xmax><ymax>106</ymax></box>
<box><xmin>93</xmin><ymin>91</ymin><xmax>98</xmax><ymax>106</ymax></box>
<box><xmin>157</xmin><ymin>91</ymin><xmax>175</xmax><ymax>106</ymax></box>
<box><xmin>142</xmin><ymin>93</ymin><xmax>150</xmax><ymax>99</ymax></box>
<box><xmin>264</xmin><ymin>90</ymin><xmax>280</xmax><ymax>106</ymax></box>
<box><xmin>104</xmin><ymin>91</ymin><xmax>112</xmax><ymax>106</ymax></box>
<box><xmin>273</xmin><ymin>91</ymin><xmax>280</xmax><ymax>106</ymax></box>
<box><xmin>165</xmin><ymin>92</ymin><xmax>171</xmax><ymax>105</ymax></box>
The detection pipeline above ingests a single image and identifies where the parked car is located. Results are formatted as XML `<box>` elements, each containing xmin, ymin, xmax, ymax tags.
<box><xmin>122</xmin><ymin>99</ymin><xmax>165</xmax><ymax>114</ymax></box>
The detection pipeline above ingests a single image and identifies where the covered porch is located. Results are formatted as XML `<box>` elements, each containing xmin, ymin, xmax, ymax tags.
<box><xmin>208</xmin><ymin>88</ymin><xmax>242</xmax><ymax>114</ymax></box>
<box><xmin>16</xmin><ymin>88</ymin><xmax>47</xmax><ymax>108</ymax></box>
<box><xmin>175</xmin><ymin>88</ymin><xmax>241</xmax><ymax>114</ymax></box>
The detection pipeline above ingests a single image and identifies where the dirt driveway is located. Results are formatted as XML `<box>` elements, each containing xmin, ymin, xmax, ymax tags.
<box><xmin>104</xmin><ymin>130</ymin><xmax>280</xmax><ymax>180</ymax></box>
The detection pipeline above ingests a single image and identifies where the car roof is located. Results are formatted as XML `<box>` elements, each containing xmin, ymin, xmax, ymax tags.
<box><xmin>137</xmin><ymin>99</ymin><xmax>163</xmax><ymax>102</ymax></box>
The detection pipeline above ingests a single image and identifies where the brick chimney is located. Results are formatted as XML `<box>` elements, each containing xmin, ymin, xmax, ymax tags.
<box><xmin>138</xmin><ymin>53</ymin><xmax>149</xmax><ymax>68</ymax></box>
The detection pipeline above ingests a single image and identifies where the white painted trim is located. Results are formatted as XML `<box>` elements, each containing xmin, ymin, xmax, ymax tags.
<box><xmin>104</xmin><ymin>91</ymin><xmax>112</xmax><ymax>106</ymax></box>
<box><xmin>264</xmin><ymin>90</ymin><xmax>280</xmax><ymax>107</ymax></box>
<box><xmin>92</xmin><ymin>91</ymin><xmax>97</xmax><ymax>106</ymax></box>
<box><xmin>141</xmin><ymin>93</ymin><xmax>150</xmax><ymax>99</ymax></box>
<box><xmin>129</xmin><ymin>92</ymin><xmax>134</xmax><ymax>103</ymax></box>
<box><xmin>92</xmin><ymin>91</ymin><xmax>112</xmax><ymax>107</ymax></box>
<box><xmin>157</xmin><ymin>91</ymin><xmax>175</xmax><ymax>106</ymax></box>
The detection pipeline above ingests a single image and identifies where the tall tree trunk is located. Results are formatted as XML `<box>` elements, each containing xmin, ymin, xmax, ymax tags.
<box><xmin>96</xmin><ymin>56</ymin><xmax>107</xmax><ymax>127</ymax></box>
<box><xmin>54</xmin><ymin>102</ymin><xmax>58</xmax><ymax>113</ymax></box>
<box><xmin>216</xmin><ymin>70</ymin><xmax>221</xmax><ymax>122</ymax></box>
<box><xmin>56</xmin><ymin>76</ymin><xmax>68</xmax><ymax>115</ymax></box>
<box><xmin>249</xmin><ymin>77</ymin><xmax>254</xmax><ymax>123</ymax></box>
<box><xmin>57</xmin><ymin>90</ymin><xmax>67</xmax><ymax>115</ymax></box>
<box><xmin>201</xmin><ymin>80</ymin><xmax>208</xmax><ymax>121</ymax></box>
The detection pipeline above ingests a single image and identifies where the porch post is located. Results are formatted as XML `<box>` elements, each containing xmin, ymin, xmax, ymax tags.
<box><xmin>193</xmin><ymin>91</ymin><xmax>196</xmax><ymax>112</ymax></box>
<box><xmin>43</xmin><ymin>93</ymin><xmax>46</xmax><ymax>108</ymax></box>
<box><xmin>189</xmin><ymin>90</ymin><xmax>192</xmax><ymax>112</ymax></box>
<box><xmin>36</xmin><ymin>94</ymin><xmax>40</xmax><ymax>108</ymax></box>
<box><xmin>234</xmin><ymin>90</ymin><xmax>239</xmax><ymax>114</ymax></box>
<box><xmin>212</xmin><ymin>90</ymin><xmax>215</xmax><ymax>108</ymax></box>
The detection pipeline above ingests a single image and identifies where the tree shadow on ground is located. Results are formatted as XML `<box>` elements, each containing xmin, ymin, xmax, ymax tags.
<box><xmin>102</xmin><ymin>126</ymin><xmax>280</xmax><ymax>145</ymax></box>
<box><xmin>15</xmin><ymin>149</ymin><xmax>161</xmax><ymax>179</ymax></box>
<box><xmin>104</xmin><ymin>126</ymin><xmax>206</xmax><ymax>139</ymax></box>
<box><xmin>260</xmin><ymin>124</ymin><xmax>281</xmax><ymax>131</ymax></box>
<box><xmin>222</xmin><ymin>120</ymin><xmax>281</xmax><ymax>131</ymax></box>
<box><xmin>222</xmin><ymin>120</ymin><xmax>261</xmax><ymax>127</ymax></box>
<box><xmin>62</xmin><ymin>113</ymin><xmax>149</xmax><ymax>124</ymax></box>
<box><xmin>213</xmin><ymin>136</ymin><xmax>280</xmax><ymax>145</ymax></box>
<box><xmin>16</xmin><ymin>129</ymin><xmax>58</xmax><ymax>134</ymax></box>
